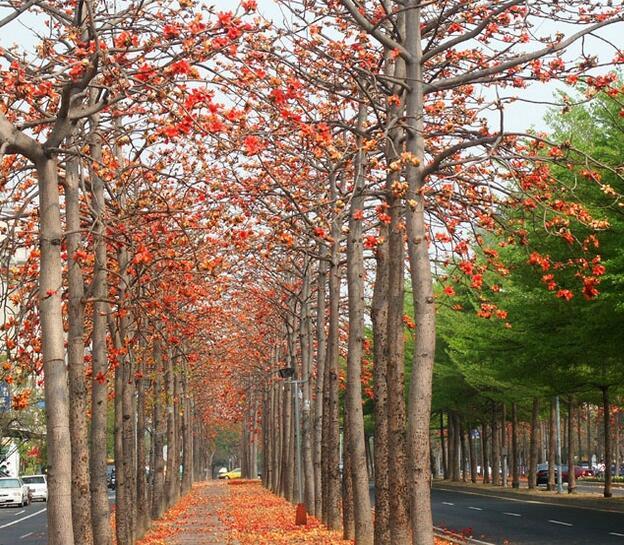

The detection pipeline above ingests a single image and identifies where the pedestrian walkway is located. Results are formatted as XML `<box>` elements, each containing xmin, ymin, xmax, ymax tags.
<box><xmin>169</xmin><ymin>482</ymin><xmax>228</xmax><ymax>545</ymax></box>
<box><xmin>141</xmin><ymin>480</ymin><xmax>454</xmax><ymax>545</ymax></box>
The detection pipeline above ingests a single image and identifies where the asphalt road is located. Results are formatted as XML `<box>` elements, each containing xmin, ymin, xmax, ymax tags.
<box><xmin>0</xmin><ymin>491</ymin><xmax>115</xmax><ymax>545</ymax></box>
<box><xmin>0</xmin><ymin>500</ymin><xmax>48</xmax><ymax>545</ymax></box>
<box><xmin>432</xmin><ymin>486</ymin><xmax>624</xmax><ymax>544</ymax></box>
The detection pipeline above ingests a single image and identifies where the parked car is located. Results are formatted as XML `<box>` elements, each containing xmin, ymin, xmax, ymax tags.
<box><xmin>0</xmin><ymin>477</ymin><xmax>31</xmax><ymax>507</ymax></box>
<box><xmin>577</xmin><ymin>462</ymin><xmax>595</xmax><ymax>478</ymax></box>
<box><xmin>217</xmin><ymin>467</ymin><xmax>228</xmax><ymax>479</ymax></box>
<box><xmin>221</xmin><ymin>468</ymin><xmax>241</xmax><ymax>480</ymax></box>
<box><xmin>536</xmin><ymin>464</ymin><xmax>586</xmax><ymax>485</ymax></box>
<box><xmin>107</xmin><ymin>468</ymin><xmax>116</xmax><ymax>490</ymax></box>
<box><xmin>21</xmin><ymin>475</ymin><xmax>47</xmax><ymax>501</ymax></box>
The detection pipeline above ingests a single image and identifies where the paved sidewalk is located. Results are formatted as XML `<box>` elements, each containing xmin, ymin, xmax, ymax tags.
<box><xmin>169</xmin><ymin>482</ymin><xmax>229</xmax><ymax>545</ymax></box>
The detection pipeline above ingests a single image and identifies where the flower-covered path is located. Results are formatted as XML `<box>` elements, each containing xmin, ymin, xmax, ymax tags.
<box><xmin>136</xmin><ymin>481</ymin><xmax>457</xmax><ymax>545</ymax></box>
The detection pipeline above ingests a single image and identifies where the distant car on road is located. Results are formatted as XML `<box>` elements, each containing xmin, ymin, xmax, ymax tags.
<box><xmin>537</xmin><ymin>464</ymin><xmax>586</xmax><ymax>485</ymax></box>
<box><xmin>0</xmin><ymin>477</ymin><xmax>31</xmax><ymax>507</ymax></box>
<box><xmin>221</xmin><ymin>468</ymin><xmax>241</xmax><ymax>480</ymax></box>
<box><xmin>577</xmin><ymin>462</ymin><xmax>595</xmax><ymax>478</ymax></box>
<box><xmin>21</xmin><ymin>475</ymin><xmax>47</xmax><ymax>501</ymax></box>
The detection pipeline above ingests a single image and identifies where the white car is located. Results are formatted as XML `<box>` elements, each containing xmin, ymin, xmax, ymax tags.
<box><xmin>21</xmin><ymin>475</ymin><xmax>47</xmax><ymax>501</ymax></box>
<box><xmin>0</xmin><ymin>477</ymin><xmax>31</xmax><ymax>507</ymax></box>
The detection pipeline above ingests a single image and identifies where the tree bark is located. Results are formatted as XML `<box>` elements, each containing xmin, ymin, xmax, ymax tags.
<box><xmin>313</xmin><ymin>250</ymin><xmax>328</xmax><ymax>518</ymax></box>
<box><xmin>528</xmin><ymin>399</ymin><xmax>540</xmax><ymax>489</ymax></box>
<box><xmin>603</xmin><ymin>386</ymin><xmax>612</xmax><ymax>498</ymax></box>
<box><xmin>482</xmin><ymin>423</ymin><xmax>490</xmax><ymax>484</ymax></box>
<box><xmin>468</xmin><ymin>424</ymin><xmax>477</xmax><ymax>483</ymax></box>
<box><xmin>136</xmin><ymin>351</ymin><xmax>150</xmax><ymax>536</ymax></box>
<box><xmin>404</xmin><ymin>6</ymin><xmax>436</xmax><ymax>543</ymax></box>
<box><xmin>89</xmin><ymin>129</ymin><xmax>112</xmax><ymax>545</ymax></box>
<box><xmin>299</xmin><ymin>266</ymin><xmax>315</xmax><ymax>514</ymax></box>
<box><xmin>441</xmin><ymin>414</ymin><xmax>448</xmax><ymax>480</ymax></box>
<box><xmin>322</xmin><ymin>174</ymin><xmax>342</xmax><ymax>530</ymax></box>
<box><xmin>151</xmin><ymin>340</ymin><xmax>166</xmax><ymax>519</ymax></box>
<box><xmin>491</xmin><ymin>405</ymin><xmax>501</xmax><ymax>486</ymax></box>
<box><xmin>548</xmin><ymin>398</ymin><xmax>556</xmax><ymax>491</ymax></box>
<box><xmin>344</xmin><ymin>102</ymin><xmax>374</xmax><ymax>545</ymax></box>
<box><xmin>371</xmin><ymin>212</ymin><xmax>390</xmax><ymax>545</ymax></box>
<box><xmin>342</xmin><ymin>410</ymin><xmax>355</xmax><ymax>540</ymax></box>
<box><xmin>460</xmin><ymin>419</ymin><xmax>468</xmax><ymax>483</ymax></box>
<box><xmin>65</xmin><ymin>156</ymin><xmax>93</xmax><ymax>545</ymax></box>
<box><xmin>37</xmin><ymin>155</ymin><xmax>75</xmax><ymax>545</ymax></box>
<box><xmin>567</xmin><ymin>397</ymin><xmax>576</xmax><ymax>494</ymax></box>
<box><xmin>512</xmin><ymin>402</ymin><xmax>520</xmax><ymax>489</ymax></box>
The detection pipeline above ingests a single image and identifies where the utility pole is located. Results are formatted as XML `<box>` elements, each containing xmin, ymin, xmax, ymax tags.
<box><xmin>555</xmin><ymin>396</ymin><xmax>563</xmax><ymax>494</ymax></box>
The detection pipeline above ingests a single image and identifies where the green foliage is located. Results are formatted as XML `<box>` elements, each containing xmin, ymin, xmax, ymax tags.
<box><xmin>433</xmin><ymin>87</ymin><xmax>624</xmax><ymax>420</ymax></box>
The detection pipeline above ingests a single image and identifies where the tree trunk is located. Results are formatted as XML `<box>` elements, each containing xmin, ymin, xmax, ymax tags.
<box><xmin>165</xmin><ymin>353</ymin><xmax>178</xmax><ymax>508</ymax></box>
<box><xmin>37</xmin><ymin>155</ymin><xmax>75</xmax><ymax>545</ymax></box>
<box><xmin>342</xmin><ymin>410</ymin><xmax>355</xmax><ymax>540</ymax></box>
<box><xmin>460</xmin><ymin>419</ymin><xmax>468</xmax><ymax>483</ymax></box>
<box><xmin>322</xmin><ymin>176</ymin><xmax>342</xmax><ymax>530</ymax></box>
<box><xmin>441</xmin><ymin>414</ymin><xmax>448</xmax><ymax>480</ymax></box>
<box><xmin>136</xmin><ymin>352</ymin><xmax>150</xmax><ymax>536</ymax></box>
<box><xmin>568</xmin><ymin>397</ymin><xmax>576</xmax><ymax>494</ymax></box>
<box><xmin>344</xmin><ymin>102</ymin><xmax>374</xmax><ymax>545</ymax></box>
<box><xmin>501</xmin><ymin>404</ymin><xmax>507</xmax><ymax>487</ymax></box>
<box><xmin>587</xmin><ymin>404</ymin><xmax>592</xmax><ymax>466</ymax></box>
<box><xmin>181</xmin><ymin>371</ymin><xmax>193</xmax><ymax>494</ymax></box>
<box><xmin>313</xmin><ymin>250</ymin><xmax>328</xmax><ymax>518</ymax></box>
<box><xmin>281</xmin><ymin>379</ymin><xmax>293</xmax><ymax>500</ymax></box>
<box><xmin>491</xmin><ymin>405</ymin><xmax>501</xmax><ymax>486</ymax></box>
<box><xmin>114</xmin><ymin>333</ymin><xmax>127</xmax><ymax>545</ymax></box>
<box><xmin>65</xmin><ymin>156</ymin><xmax>93</xmax><ymax>545</ymax></box>
<box><xmin>528</xmin><ymin>399</ymin><xmax>540</xmax><ymax>489</ymax></box>
<box><xmin>548</xmin><ymin>398</ymin><xmax>556</xmax><ymax>491</ymax></box>
<box><xmin>615</xmin><ymin>412</ymin><xmax>620</xmax><ymax>485</ymax></box>
<box><xmin>603</xmin><ymin>386</ymin><xmax>612</xmax><ymax>498</ymax></box>
<box><xmin>300</xmin><ymin>267</ymin><xmax>315</xmax><ymax>514</ymax></box>
<box><xmin>512</xmin><ymin>402</ymin><xmax>520</xmax><ymax>489</ymax></box>
<box><xmin>151</xmin><ymin>340</ymin><xmax>166</xmax><ymax>519</ymax></box>
<box><xmin>386</xmin><ymin>149</ymin><xmax>410</xmax><ymax>544</ymax></box>
<box><xmin>482</xmin><ymin>423</ymin><xmax>490</xmax><ymax>484</ymax></box>
<box><xmin>88</xmin><ymin>132</ymin><xmax>112</xmax><ymax>545</ymax></box>
<box><xmin>404</xmin><ymin>6</ymin><xmax>436</xmax><ymax>542</ymax></box>
<box><xmin>371</xmin><ymin>215</ymin><xmax>390</xmax><ymax>545</ymax></box>
<box><xmin>468</xmin><ymin>425</ymin><xmax>477</xmax><ymax>483</ymax></box>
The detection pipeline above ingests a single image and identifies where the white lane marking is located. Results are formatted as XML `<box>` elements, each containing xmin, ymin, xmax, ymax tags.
<box><xmin>548</xmin><ymin>519</ymin><xmax>573</xmax><ymax>527</ymax></box>
<box><xmin>609</xmin><ymin>532</ymin><xmax>624</xmax><ymax>537</ymax></box>
<box><xmin>20</xmin><ymin>532</ymin><xmax>33</xmax><ymax>539</ymax></box>
<box><xmin>503</xmin><ymin>512</ymin><xmax>522</xmax><ymax>517</ymax></box>
<box><xmin>441</xmin><ymin>501</ymin><xmax>455</xmax><ymax>506</ymax></box>
<box><xmin>0</xmin><ymin>508</ymin><xmax>47</xmax><ymax>529</ymax></box>
<box><xmin>468</xmin><ymin>506</ymin><xmax>483</xmax><ymax>511</ymax></box>
<box><xmin>14</xmin><ymin>510</ymin><xmax>25</xmax><ymax>515</ymax></box>
<box><xmin>433</xmin><ymin>526</ymin><xmax>496</xmax><ymax>545</ymax></box>
<box><xmin>435</xmin><ymin>486</ymin><xmax>621</xmax><ymax>514</ymax></box>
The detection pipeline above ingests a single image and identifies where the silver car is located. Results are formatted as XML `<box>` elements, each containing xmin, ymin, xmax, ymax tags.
<box><xmin>21</xmin><ymin>475</ymin><xmax>47</xmax><ymax>502</ymax></box>
<box><xmin>0</xmin><ymin>477</ymin><xmax>31</xmax><ymax>507</ymax></box>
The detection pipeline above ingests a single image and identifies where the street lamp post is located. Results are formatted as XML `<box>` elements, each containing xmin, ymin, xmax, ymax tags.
<box><xmin>278</xmin><ymin>367</ymin><xmax>307</xmax><ymax>525</ymax></box>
